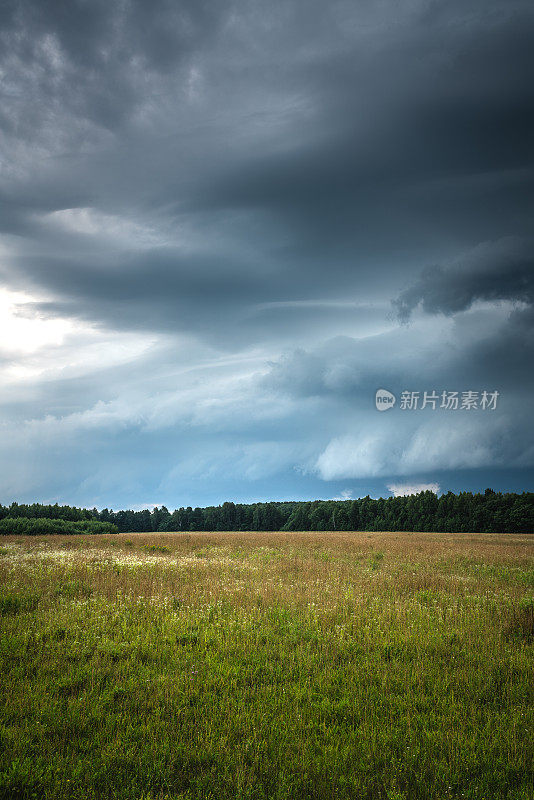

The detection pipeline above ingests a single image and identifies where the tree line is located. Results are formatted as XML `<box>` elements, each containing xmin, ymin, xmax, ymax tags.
<box><xmin>1</xmin><ymin>490</ymin><xmax>532</xmax><ymax>534</ymax></box>
<box><xmin>0</xmin><ymin>517</ymin><xmax>118</xmax><ymax>536</ymax></box>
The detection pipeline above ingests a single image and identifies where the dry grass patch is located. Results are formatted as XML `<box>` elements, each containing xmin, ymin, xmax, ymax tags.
<box><xmin>0</xmin><ymin>530</ymin><xmax>533</xmax><ymax>799</ymax></box>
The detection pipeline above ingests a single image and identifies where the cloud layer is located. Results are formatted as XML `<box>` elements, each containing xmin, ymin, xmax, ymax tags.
<box><xmin>1</xmin><ymin>0</ymin><xmax>533</xmax><ymax>506</ymax></box>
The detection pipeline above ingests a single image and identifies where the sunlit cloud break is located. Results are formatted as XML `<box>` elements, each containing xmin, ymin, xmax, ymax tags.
<box><xmin>387</xmin><ymin>483</ymin><xmax>440</xmax><ymax>498</ymax></box>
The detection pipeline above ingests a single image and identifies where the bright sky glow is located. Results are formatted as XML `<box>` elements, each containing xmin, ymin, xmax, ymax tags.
<box><xmin>0</xmin><ymin>288</ymin><xmax>73</xmax><ymax>354</ymax></box>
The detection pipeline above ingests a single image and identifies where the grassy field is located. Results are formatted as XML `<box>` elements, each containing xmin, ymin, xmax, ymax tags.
<box><xmin>1</xmin><ymin>531</ymin><xmax>533</xmax><ymax>800</ymax></box>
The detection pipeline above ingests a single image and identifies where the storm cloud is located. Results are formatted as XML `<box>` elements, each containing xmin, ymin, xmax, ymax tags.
<box><xmin>394</xmin><ymin>237</ymin><xmax>534</xmax><ymax>321</ymax></box>
<box><xmin>1</xmin><ymin>0</ymin><xmax>533</xmax><ymax>507</ymax></box>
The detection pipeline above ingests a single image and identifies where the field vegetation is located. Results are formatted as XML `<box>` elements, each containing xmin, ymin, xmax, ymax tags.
<box><xmin>1</xmin><ymin>531</ymin><xmax>533</xmax><ymax>799</ymax></box>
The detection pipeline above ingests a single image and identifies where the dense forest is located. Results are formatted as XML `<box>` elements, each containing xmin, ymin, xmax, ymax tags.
<box><xmin>0</xmin><ymin>517</ymin><xmax>118</xmax><ymax>536</ymax></box>
<box><xmin>0</xmin><ymin>490</ymin><xmax>533</xmax><ymax>534</ymax></box>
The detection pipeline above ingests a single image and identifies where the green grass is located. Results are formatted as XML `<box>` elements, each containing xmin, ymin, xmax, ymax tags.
<box><xmin>0</xmin><ymin>531</ymin><xmax>533</xmax><ymax>799</ymax></box>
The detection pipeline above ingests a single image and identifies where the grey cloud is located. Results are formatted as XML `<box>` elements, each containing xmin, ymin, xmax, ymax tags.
<box><xmin>6</xmin><ymin>246</ymin><xmax>271</xmax><ymax>348</ymax></box>
<box><xmin>394</xmin><ymin>238</ymin><xmax>534</xmax><ymax>321</ymax></box>
<box><xmin>313</xmin><ymin>414</ymin><xmax>519</xmax><ymax>481</ymax></box>
<box><xmin>2</xmin><ymin>0</ymin><xmax>533</xmax><ymax>318</ymax></box>
<box><xmin>0</xmin><ymin>0</ymin><xmax>226</xmax><ymax>141</ymax></box>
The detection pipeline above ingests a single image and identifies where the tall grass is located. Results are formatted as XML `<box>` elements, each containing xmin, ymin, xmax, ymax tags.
<box><xmin>1</xmin><ymin>531</ymin><xmax>533</xmax><ymax>799</ymax></box>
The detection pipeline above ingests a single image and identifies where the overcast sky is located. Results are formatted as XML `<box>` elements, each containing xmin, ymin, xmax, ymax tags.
<box><xmin>1</xmin><ymin>0</ymin><xmax>533</xmax><ymax>509</ymax></box>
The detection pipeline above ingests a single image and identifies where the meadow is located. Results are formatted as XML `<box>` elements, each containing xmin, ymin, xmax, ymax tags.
<box><xmin>1</xmin><ymin>530</ymin><xmax>533</xmax><ymax>800</ymax></box>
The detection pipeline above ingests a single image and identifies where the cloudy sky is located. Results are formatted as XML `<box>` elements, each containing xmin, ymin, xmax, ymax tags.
<box><xmin>1</xmin><ymin>0</ymin><xmax>533</xmax><ymax>509</ymax></box>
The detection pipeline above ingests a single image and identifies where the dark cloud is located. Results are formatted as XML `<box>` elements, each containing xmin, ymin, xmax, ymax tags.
<box><xmin>0</xmin><ymin>0</ymin><xmax>226</xmax><ymax>141</ymax></box>
<box><xmin>393</xmin><ymin>238</ymin><xmax>534</xmax><ymax>321</ymax></box>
